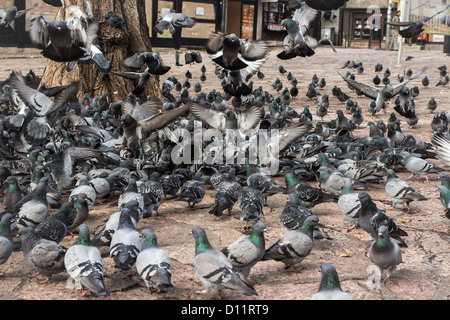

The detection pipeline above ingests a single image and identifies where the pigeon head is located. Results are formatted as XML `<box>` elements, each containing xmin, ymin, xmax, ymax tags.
<box><xmin>382</xmin><ymin>86</ymin><xmax>394</xmax><ymax>99</ymax></box>
<box><xmin>376</xmin><ymin>225</ymin><xmax>390</xmax><ymax>243</ymax></box>
<box><xmin>280</xmin><ymin>18</ymin><xmax>296</xmax><ymax>31</ymax></box>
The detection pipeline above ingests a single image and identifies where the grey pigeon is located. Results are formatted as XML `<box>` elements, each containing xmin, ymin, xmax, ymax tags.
<box><xmin>123</xmin><ymin>52</ymin><xmax>171</xmax><ymax>75</ymax></box>
<box><xmin>176</xmin><ymin>170</ymin><xmax>205</xmax><ymax>208</ymax></box>
<box><xmin>0</xmin><ymin>4</ymin><xmax>37</xmax><ymax>36</ymax></box>
<box><xmin>34</xmin><ymin>201</ymin><xmax>73</xmax><ymax>244</ymax></box>
<box><xmin>12</xmin><ymin>178</ymin><xmax>48</xmax><ymax>231</ymax></box>
<box><xmin>318</xmin><ymin>166</ymin><xmax>346</xmax><ymax>196</ymax></box>
<box><xmin>438</xmin><ymin>173</ymin><xmax>450</xmax><ymax>219</ymax></box>
<box><xmin>221</xmin><ymin>222</ymin><xmax>267</xmax><ymax>279</ymax></box>
<box><xmin>238</xmin><ymin>180</ymin><xmax>265</xmax><ymax>231</ymax></box>
<box><xmin>67</xmin><ymin>193</ymin><xmax>90</xmax><ymax>233</ymax></box>
<box><xmin>91</xmin><ymin>200</ymin><xmax>141</xmax><ymax>247</ymax></box>
<box><xmin>277</xmin><ymin>4</ymin><xmax>336</xmax><ymax>60</ymax></box>
<box><xmin>118</xmin><ymin>178</ymin><xmax>145</xmax><ymax>219</ymax></box>
<box><xmin>191</xmin><ymin>226</ymin><xmax>258</xmax><ymax>299</ymax></box>
<box><xmin>369</xmin><ymin>225</ymin><xmax>403</xmax><ymax>282</ymax></box>
<box><xmin>136</xmin><ymin>229</ymin><xmax>173</xmax><ymax>292</ymax></box>
<box><xmin>403</xmin><ymin>153</ymin><xmax>444</xmax><ymax>182</ymax></box>
<box><xmin>0</xmin><ymin>213</ymin><xmax>14</xmax><ymax>265</ymax></box>
<box><xmin>263</xmin><ymin>215</ymin><xmax>320</xmax><ymax>271</ymax></box>
<box><xmin>206</xmin><ymin>32</ymin><xmax>269</xmax><ymax>71</ymax></box>
<box><xmin>209</xmin><ymin>168</ymin><xmax>242</xmax><ymax>217</ymax></box>
<box><xmin>337</xmin><ymin>178</ymin><xmax>361</xmax><ymax>229</ymax></box>
<box><xmin>69</xmin><ymin>175</ymin><xmax>96</xmax><ymax>210</ymax></box>
<box><xmin>385</xmin><ymin>169</ymin><xmax>427</xmax><ymax>213</ymax></box>
<box><xmin>64</xmin><ymin>224</ymin><xmax>109</xmax><ymax>297</ymax></box>
<box><xmin>386</xmin><ymin>5</ymin><xmax>450</xmax><ymax>38</ymax></box>
<box><xmin>18</xmin><ymin>227</ymin><xmax>66</xmax><ymax>281</ymax></box>
<box><xmin>111</xmin><ymin>68</ymin><xmax>152</xmax><ymax>95</ymax></box>
<box><xmin>339</xmin><ymin>67</ymin><xmax>426</xmax><ymax>115</ymax></box>
<box><xmin>110</xmin><ymin>208</ymin><xmax>143</xmax><ymax>271</ymax></box>
<box><xmin>358</xmin><ymin>192</ymin><xmax>408</xmax><ymax>247</ymax></box>
<box><xmin>311</xmin><ymin>263</ymin><xmax>352</xmax><ymax>300</ymax></box>
<box><xmin>154</xmin><ymin>10</ymin><xmax>195</xmax><ymax>35</ymax></box>
<box><xmin>105</xmin><ymin>10</ymin><xmax>125</xmax><ymax>30</ymax></box>
<box><xmin>137</xmin><ymin>172</ymin><xmax>164</xmax><ymax>217</ymax></box>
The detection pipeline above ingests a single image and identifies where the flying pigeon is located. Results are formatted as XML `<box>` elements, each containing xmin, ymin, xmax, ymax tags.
<box><xmin>386</xmin><ymin>5</ymin><xmax>450</xmax><ymax>38</ymax></box>
<box><xmin>277</xmin><ymin>4</ymin><xmax>337</xmax><ymax>60</ymax></box>
<box><xmin>206</xmin><ymin>32</ymin><xmax>269</xmax><ymax>71</ymax></box>
<box><xmin>123</xmin><ymin>52</ymin><xmax>171</xmax><ymax>75</ymax></box>
<box><xmin>154</xmin><ymin>10</ymin><xmax>195</xmax><ymax>35</ymax></box>
<box><xmin>0</xmin><ymin>3</ymin><xmax>37</xmax><ymax>36</ymax></box>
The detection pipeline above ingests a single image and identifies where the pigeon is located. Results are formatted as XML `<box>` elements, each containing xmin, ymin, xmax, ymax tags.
<box><xmin>318</xmin><ymin>166</ymin><xmax>346</xmax><ymax>196</ymax></box>
<box><xmin>339</xmin><ymin>67</ymin><xmax>427</xmax><ymax>115</ymax></box>
<box><xmin>18</xmin><ymin>227</ymin><xmax>66</xmax><ymax>282</ymax></box>
<box><xmin>118</xmin><ymin>178</ymin><xmax>145</xmax><ymax>219</ymax></box>
<box><xmin>64</xmin><ymin>224</ymin><xmax>109</xmax><ymax>297</ymax></box>
<box><xmin>67</xmin><ymin>193</ymin><xmax>90</xmax><ymax>233</ymax></box>
<box><xmin>369</xmin><ymin>226</ymin><xmax>403</xmax><ymax>282</ymax></box>
<box><xmin>277</xmin><ymin>4</ymin><xmax>337</xmax><ymax>60</ymax></box>
<box><xmin>304</xmin><ymin>0</ymin><xmax>349</xmax><ymax>11</ymax></box>
<box><xmin>386</xmin><ymin>5</ymin><xmax>450</xmax><ymax>38</ymax></box>
<box><xmin>0</xmin><ymin>4</ymin><xmax>38</xmax><ymax>36</ymax></box>
<box><xmin>385</xmin><ymin>169</ymin><xmax>427</xmax><ymax>213</ymax></box>
<box><xmin>123</xmin><ymin>52</ymin><xmax>171</xmax><ymax>75</ymax></box>
<box><xmin>154</xmin><ymin>10</ymin><xmax>195</xmax><ymax>34</ymax></box>
<box><xmin>311</xmin><ymin>263</ymin><xmax>352</xmax><ymax>300</ymax></box>
<box><xmin>337</xmin><ymin>178</ymin><xmax>361</xmax><ymax>229</ymax></box>
<box><xmin>91</xmin><ymin>200</ymin><xmax>141</xmax><ymax>247</ymax></box>
<box><xmin>176</xmin><ymin>170</ymin><xmax>206</xmax><ymax>208</ymax></box>
<box><xmin>209</xmin><ymin>168</ymin><xmax>242</xmax><ymax>217</ymax></box>
<box><xmin>159</xmin><ymin>173</ymin><xmax>182</xmax><ymax>198</ymax></box>
<box><xmin>137</xmin><ymin>172</ymin><xmax>164</xmax><ymax>218</ymax></box>
<box><xmin>358</xmin><ymin>192</ymin><xmax>408</xmax><ymax>247</ymax></box>
<box><xmin>29</xmin><ymin>14</ymin><xmax>90</xmax><ymax>62</ymax></box>
<box><xmin>427</xmin><ymin>97</ymin><xmax>437</xmax><ymax>113</ymax></box>
<box><xmin>136</xmin><ymin>229</ymin><xmax>173</xmax><ymax>293</ymax></box>
<box><xmin>263</xmin><ymin>215</ymin><xmax>320</xmax><ymax>271</ymax></box>
<box><xmin>111</xmin><ymin>68</ymin><xmax>152</xmax><ymax>95</ymax></box>
<box><xmin>373</xmin><ymin>74</ymin><xmax>381</xmax><ymax>86</ymax></box>
<box><xmin>69</xmin><ymin>175</ymin><xmax>96</xmax><ymax>210</ymax></box>
<box><xmin>438</xmin><ymin>173</ymin><xmax>450</xmax><ymax>219</ymax></box>
<box><xmin>109</xmin><ymin>208</ymin><xmax>143</xmax><ymax>271</ymax></box>
<box><xmin>406</xmin><ymin>56</ymin><xmax>414</xmax><ymax>61</ymax></box>
<box><xmin>221</xmin><ymin>222</ymin><xmax>267</xmax><ymax>279</ymax></box>
<box><xmin>191</xmin><ymin>226</ymin><xmax>258</xmax><ymax>299</ymax></box>
<box><xmin>206</xmin><ymin>31</ymin><xmax>269</xmax><ymax>71</ymax></box>
<box><xmin>431</xmin><ymin>132</ymin><xmax>450</xmax><ymax>168</ymax></box>
<box><xmin>12</xmin><ymin>178</ymin><xmax>49</xmax><ymax>231</ymax></box>
<box><xmin>238</xmin><ymin>180</ymin><xmax>265</xmax><ymax>231</ymax></box>
<box><xmin>436</xmin><ymin>75</ymin><xmax>449</xmax><ymax>86</ymax></box>
<box><xmin>34</xmin><ymin>201</ymin><xmax>73</xmax><ymax>244</ymax></box>
<box><xmin>0</xmin><ymin>213</ymin><xmax>14</xmax><ymax>265</ymax></box>
<box><xmin>422</xmin><ymin>76</ymin><xmax>429</xmax><ymax>87</ymax></box>
<box><xmin>105</xmin><ymin>10</ymin><xmax>125</xmax><ymax>30</ymax></box>
<box><xmin>3</xmin><ymin>176</ymin><xmax>27</xmax><ymax>213</ymax></box>
<box><xmin>403</xmin><ymin>153</ymin><xmax>444</xmax><ymax>182</ymax></box>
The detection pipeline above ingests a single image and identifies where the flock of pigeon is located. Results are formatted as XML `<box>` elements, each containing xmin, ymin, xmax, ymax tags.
<box><xmin>0</xmin><ymin>0</ymin><xmax>449</xmax><ymax>300</ymax></box>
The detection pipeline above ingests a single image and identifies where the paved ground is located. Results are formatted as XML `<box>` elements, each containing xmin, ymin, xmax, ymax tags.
<box><xmin>0</xmin><ymin>45</ymin><xmax>449</xmax><ymax>302</ymax></box>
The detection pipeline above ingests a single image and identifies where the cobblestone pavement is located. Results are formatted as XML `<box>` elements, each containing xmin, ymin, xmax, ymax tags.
<box><xmin>0</xmin><ymin>46</ymin><xmax>449</xmax><ymax>301</ymax></box>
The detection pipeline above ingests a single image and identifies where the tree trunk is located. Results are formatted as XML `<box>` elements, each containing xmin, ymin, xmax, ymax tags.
<box><xmin>40</xmin><ymin>0</ymin><xmax>162</xmax><ymax>101</ymax></box>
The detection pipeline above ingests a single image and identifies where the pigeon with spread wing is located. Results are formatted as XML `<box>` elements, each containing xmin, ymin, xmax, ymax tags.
<box><xmin>154</xmin><ymin>10</ymin><xmax>195</xmax><ymax>35</ymax></box>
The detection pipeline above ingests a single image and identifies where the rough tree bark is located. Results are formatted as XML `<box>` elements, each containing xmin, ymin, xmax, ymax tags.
<box><xmin>39</xmin><ymin>0</ymin><xmax>162</xmax><ymax>101</ymax></box>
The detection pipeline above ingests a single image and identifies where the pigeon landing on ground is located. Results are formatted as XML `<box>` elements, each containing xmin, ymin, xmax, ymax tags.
<box><xmin>0</xmin><ymin>214</ymin><xmax>14</xmax><ymax>265</ymax></box>
<box><xmin>136</xmin><ymin>229</ymin><xmax>173</xmax><ymax>293</ymax></box>
<box><xmin>369</xmin><ymin>225</ymin><xmax>403</xmax><ymax>282</ymax></box>
<box><xmin>191</xmin><ymin>226</ymin><xmax>258</xmax><ymax>299</ymax></box>
<box><xmin>311</xmin><ymin>263</ymin><xmax>352</xmax><ymax>300</ymax></box>
<box><xmin>221</xmin><ymin>222</ymin><xmax>267</xmax><ymax>279</ymax></box>
<box><xmin>262</xmin><ymin>215</ymin><xmax>320</xmax><ymax>271</ymax></box>
<box><xmin>64</xmin><ymin>224</ymin><xmax>109</xmax><ymax>297</ymax></box>
<box><xmin>358</xmin><ymin>192</ymin><xmax>408</xmax><ymax>247</ymax></box>
<box><xmin>385</xmin><ymin>169</ymin><xmax>427</xmax><ymax>213</ymax></box>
